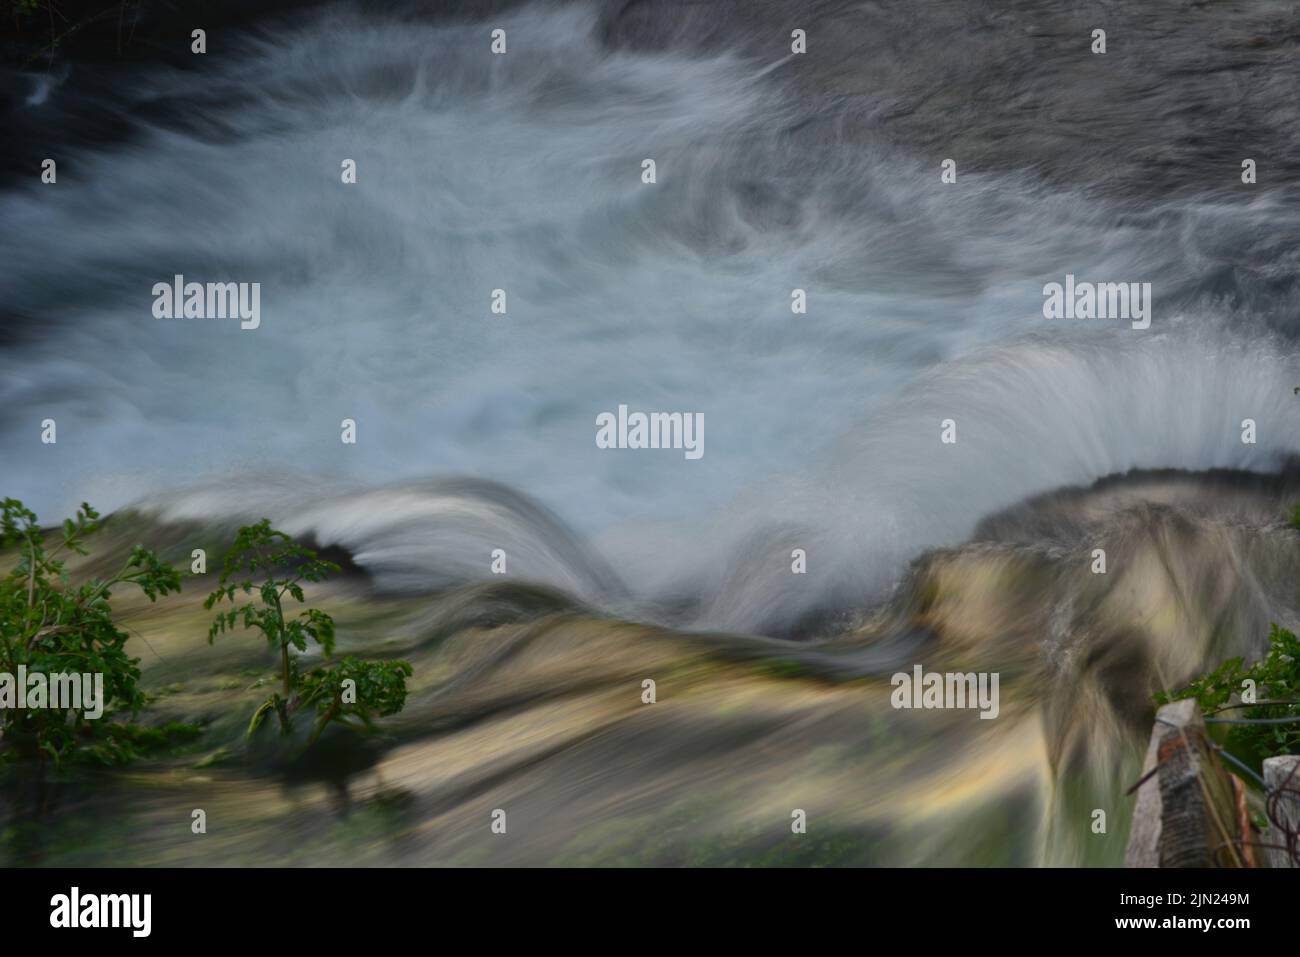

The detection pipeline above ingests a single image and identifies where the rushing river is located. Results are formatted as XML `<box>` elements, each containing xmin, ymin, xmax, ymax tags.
<box><xmin>4</xmin><ymin>2</ymin><xmax>1299</xmax><ymax>635</ymax></box>
<box><xmin>2</xmin><ymin>0</ymin><xmax>1299</xmax><ymax>868</ymax></box>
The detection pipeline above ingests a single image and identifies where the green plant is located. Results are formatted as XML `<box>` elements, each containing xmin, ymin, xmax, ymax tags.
<box><xmin>298</xmin><ymin>656</ymin><xmax>413</xmax><ymax>744</ymax></box>
<box><xmin>0</xmin><ymin>499</ymin><xmax>183</xmax><ymax>767</ymax></box>
<box><xmin>1154</xmin><ymin>624</ymin><xmax>1300</xmax><ymax>765</ymax></box>
<box><xmin>205</xmin><ymin>520</ymin><xmax>338</xmax><ymax>736</ymax></box>
<box><xmin>205</xmin><ymin>520</ymin><xmax>411</xmax><ymax>741</ymax></box>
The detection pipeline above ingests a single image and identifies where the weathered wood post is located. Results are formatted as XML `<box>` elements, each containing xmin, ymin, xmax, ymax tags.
<box><xmin>1126</xmin><ymin>699</ymin><xmax>1245</xmax><ymax>867</ymax></box>
<box><xmin>1263</xmin><ymin>755</ymin><xmax>1300</xmax><ymax>869</ymax></box>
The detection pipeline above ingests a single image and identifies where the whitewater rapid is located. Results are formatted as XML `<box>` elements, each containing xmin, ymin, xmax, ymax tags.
<box><xmin>3</xmin><ymin>2</ymin><xmax>1298</xmax><ymax>634</ymax></box>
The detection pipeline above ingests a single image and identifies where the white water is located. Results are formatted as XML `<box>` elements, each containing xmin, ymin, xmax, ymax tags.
<box><xmin>3</xmin><ymin>4</ymin><xmax>1298</xmax><ymax>632</ymax></box>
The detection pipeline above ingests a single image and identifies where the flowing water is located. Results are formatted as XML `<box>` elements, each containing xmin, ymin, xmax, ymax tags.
<box><xmin>2</xmin><ymin>0</ymin><xmax>1298</xmax><ymax>865</ymax></box>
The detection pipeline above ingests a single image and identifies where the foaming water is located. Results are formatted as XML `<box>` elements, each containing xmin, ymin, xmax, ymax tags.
<box><xmin>146</xmin><ymin>330</ymin><xmax>1300</xmax><ymax>636</ymax></box>
<box><xmin>151</xmin><ymin>474</ymin><xmax>630</xmax><ymax>607</ymax></box>
<box><xmin>3</xmin><ymin>2</ymin><xmax>1298</xmax><ymax>635</ymax></box>
<box><xmin>676</xmin><ymin>332</ymin><xmax>1300</xmax><ymax>633</ymax></box>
